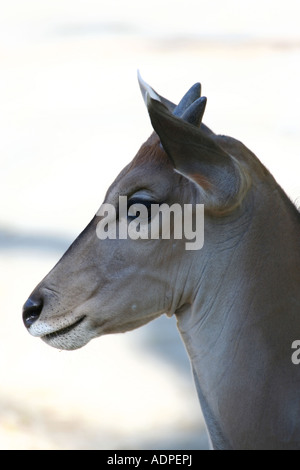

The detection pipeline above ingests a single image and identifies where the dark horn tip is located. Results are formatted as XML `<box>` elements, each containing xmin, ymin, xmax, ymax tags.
<box><xmin>173</xmin><ymin>82</ymin><xmax>202</xmax><ymax>117</ymax></box>
<box><xmin>181</xmin><ymin>96</ymin><xmax>207</xmax><ymax>127</ymax></box>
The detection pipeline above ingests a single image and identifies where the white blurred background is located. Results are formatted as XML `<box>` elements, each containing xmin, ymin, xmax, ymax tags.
<box><xmin>0</xmin><ymin>0</ymin><xmax>299</xmax><ymax>449</ymax></box>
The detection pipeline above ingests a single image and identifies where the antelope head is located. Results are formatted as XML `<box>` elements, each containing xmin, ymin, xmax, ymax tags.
<box><xmin>22</xmin><ymin>73</ymin><xmax>252</xmax><ymax>350</ymax></box>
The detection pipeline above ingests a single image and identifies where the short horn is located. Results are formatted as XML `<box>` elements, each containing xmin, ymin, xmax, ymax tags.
<box><xmin>173</xmin><ymin>83</ymin><xmax>201</xmax><ymax>117</ymax></box>
<box><xmin>181</xmin><ymin>96</ymin><xmax>207</xmax><ymax>127</ymax></box>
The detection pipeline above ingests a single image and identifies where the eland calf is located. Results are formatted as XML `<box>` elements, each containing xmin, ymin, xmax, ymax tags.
<box><xmin>23</xmin><ymin>74</ymin><xmax>300</xmax><ymax>450</ymax></box>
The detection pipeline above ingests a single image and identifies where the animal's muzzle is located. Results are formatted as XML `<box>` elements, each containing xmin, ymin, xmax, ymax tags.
<box><xmin>22</xmin><ymin>296</ymin><xmax>43</xmax><ymax>329</ymax></box>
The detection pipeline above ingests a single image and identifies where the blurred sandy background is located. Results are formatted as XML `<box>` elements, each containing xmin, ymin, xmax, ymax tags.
<box><xmin>0</xmin><ymin>0</ymin><xmax>300</xmax><ymax>450</ymax></box>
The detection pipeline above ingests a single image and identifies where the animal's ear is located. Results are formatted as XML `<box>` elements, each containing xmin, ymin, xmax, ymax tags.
<box><xmin>145</xmin><ymin>95</ymin><xmax>244</xmax><ymax>214</ymax></box>
<box><xmin>138</xmin><ymin>71</ymin><xmax>176</xmax><ymax>113</ymax></box>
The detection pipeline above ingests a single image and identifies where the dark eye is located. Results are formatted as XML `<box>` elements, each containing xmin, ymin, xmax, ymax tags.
<box><xmin>127</xmin><ymin>198</ymin><xmax>154</xmax><ymax>221</ymax></box>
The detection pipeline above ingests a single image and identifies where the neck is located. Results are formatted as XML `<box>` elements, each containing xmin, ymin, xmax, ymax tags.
<box><xmin>176</xmin><ymin>190</ymin><xmax>300</xmax><ymax>449</ymax></box>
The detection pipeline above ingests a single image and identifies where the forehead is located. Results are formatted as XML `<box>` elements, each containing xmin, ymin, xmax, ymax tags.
<box><xmin>104</xmin><ymin>133</ymin><xmax>177</xmax><ymax>203</ymax></box>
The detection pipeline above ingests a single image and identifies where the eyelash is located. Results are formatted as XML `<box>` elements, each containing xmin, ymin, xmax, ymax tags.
<box><xmin>127</xmin><ymin>199</ymin><xmax>158</xmax><ymax>221</ymax></box>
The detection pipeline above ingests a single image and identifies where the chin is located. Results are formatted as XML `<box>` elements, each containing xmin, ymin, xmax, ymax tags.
<box><xmin>40</xmin><ymin>318</ymin><xmax>94</xmax><ymax>351</ymax></box>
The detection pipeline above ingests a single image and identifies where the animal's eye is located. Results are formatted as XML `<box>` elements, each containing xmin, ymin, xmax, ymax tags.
<box><xmin>127</xmin><ymin>198</ymin><xmax>154</xmax><ymax>221</ymax></box>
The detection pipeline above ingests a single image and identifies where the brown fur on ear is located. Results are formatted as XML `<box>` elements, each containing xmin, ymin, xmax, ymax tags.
<box><xmin>188</xmin><ymin>173</ymin><xmax>212</xmax><ymax>192</ymax></box>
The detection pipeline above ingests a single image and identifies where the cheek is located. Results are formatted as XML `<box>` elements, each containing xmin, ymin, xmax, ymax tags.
<box><xmin>98</xmin><ymin>269</ymin><xmax>168</xmax><ymax>313</ymax></box>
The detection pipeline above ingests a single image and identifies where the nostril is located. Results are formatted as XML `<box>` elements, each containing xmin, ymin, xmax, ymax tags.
<box><xmin>22</xmin><ymin>297</ymin><xmax>43</xmax><ymax>329</ymax></box>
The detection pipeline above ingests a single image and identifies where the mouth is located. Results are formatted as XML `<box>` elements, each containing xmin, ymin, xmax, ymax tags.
<box><xmin>43</xmin><ymin>315</ymin><xmax>86</xmax><ymax>341</ymax></box>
